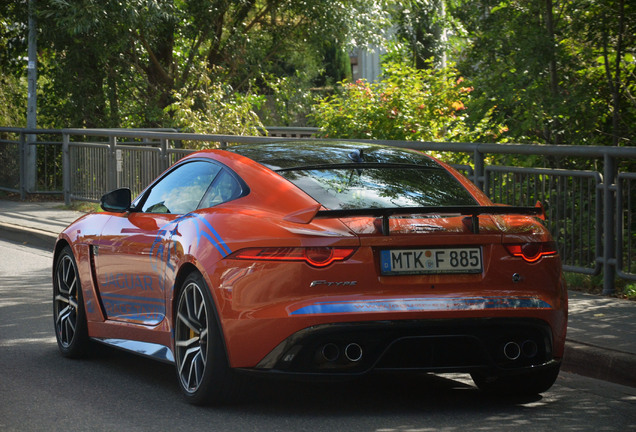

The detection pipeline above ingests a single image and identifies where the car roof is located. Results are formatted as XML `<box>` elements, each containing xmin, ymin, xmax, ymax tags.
<box><xmin>226</xmin><ymin>141</ymin><xmax>440</xmax><ymax>171</ymax></box>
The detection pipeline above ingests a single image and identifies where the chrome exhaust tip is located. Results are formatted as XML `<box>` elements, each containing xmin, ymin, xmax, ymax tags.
<box><xmin>522</xmin><ymin>340</ymin><xmax>538</xmax><ymax>358</ymax></box>
<box><xmin>503</xmin><ymin>341</ymin><xmax>521</xmax><ymax>360</ymax></box>
<box><xmin>344</xmin><ymin>343</ymin><xmax>363</xmax><ymax>362</ymax></box>
<box><xmin>321</xmin><ymin>343</ymin><xmax>340</xmax><ymax>362</ymax></box>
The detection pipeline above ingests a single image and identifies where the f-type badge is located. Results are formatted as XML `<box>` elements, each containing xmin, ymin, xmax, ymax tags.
<box><xmin>310</xmin><ymin>280</ymin><xmax>358</xmax><ymax>288</ymax></box>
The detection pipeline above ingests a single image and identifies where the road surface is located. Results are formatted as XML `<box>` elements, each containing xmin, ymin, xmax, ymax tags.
<box><xmin>1</xmin><ymin>238</ymin><xmax>634</xmax><ymax>431</ymax></box>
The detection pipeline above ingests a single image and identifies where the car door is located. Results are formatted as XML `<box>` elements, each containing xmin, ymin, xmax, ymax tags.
<box><xmin>93</xmin><ymin>159</ymin><xmax>222</xmax><ymax>325</ymax></box>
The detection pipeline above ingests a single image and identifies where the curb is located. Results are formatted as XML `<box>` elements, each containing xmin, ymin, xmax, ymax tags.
<box><xmin>562</xmin><ymin>340</ymin><xmax>636</xmax><ymax>388</ymax></box>
<box><xmin>0</xmin><ymin>221</ymin><xmax>57</xmax><ymax>251</ymax></box>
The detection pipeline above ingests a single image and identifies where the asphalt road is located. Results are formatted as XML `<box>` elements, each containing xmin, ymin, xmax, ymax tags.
<box><xmin>1</xmin><ymin>238</ymin><xmax>635</xmax><ymax>432</ymax></box>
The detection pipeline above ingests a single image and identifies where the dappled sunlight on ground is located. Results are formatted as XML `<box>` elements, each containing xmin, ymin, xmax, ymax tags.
<box><xmin>1</xmin><ymin>239</ymin><xmax>635</xmax><ymax>431</ymax></box>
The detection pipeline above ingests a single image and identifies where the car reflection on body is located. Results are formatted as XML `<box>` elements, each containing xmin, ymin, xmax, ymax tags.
<box><xmin>53</xmin><ymin>141</ymin><xmax>567</xmax><ymax>404</ymax></box>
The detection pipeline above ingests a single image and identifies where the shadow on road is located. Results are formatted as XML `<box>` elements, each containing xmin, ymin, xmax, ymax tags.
<box><xmin>2</xmin><ymin>244</ymin><xmax>635</xmax><ymax>432</ymax></box>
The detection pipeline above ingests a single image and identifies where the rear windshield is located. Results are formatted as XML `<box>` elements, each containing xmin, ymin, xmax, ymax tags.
<box><xmin>278</xmin><ymin>166</ymin><xmax>477</xmax><ymax>210</ymax></box>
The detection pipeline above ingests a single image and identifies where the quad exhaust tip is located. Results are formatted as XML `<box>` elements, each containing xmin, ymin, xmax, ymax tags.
<box><xmin>503</xmin><ymin>341</ymin><xmax>521</xmax><ymax>360</ymax></box>
<box><xmin>503</xmin><ymin>339</ymin><xmax>539</xmax><ymax>361</ymax></box>
<box><xmin>319</xmin><ymin>342</ymin><xmax>363</xmax><ymax>363</ymax></box>
<box><xmin>321</xmin><ymin>343</ymin><xmax>340</xmax><ymax>362</ymax></box>
<box><xmin>344</xmin><ymin>343</ymin><xmax>363</xmax><ymax>362</ymax></box>
<box><xmin>522</xmin><ymin>340</ymin><xmax>538</xmax><ymax>358</ymax></box>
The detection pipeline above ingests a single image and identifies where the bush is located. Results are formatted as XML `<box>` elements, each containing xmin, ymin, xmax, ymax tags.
<box><xmin>311</xmin><ymin>60</ymin><xmax>509</xmax><ymax>147</ymax></box>
<box><xmin>259</xmin><ymin>72</ymin><xmax>318</xmax><ymax>127</ymax></box>
<box><xmin>165</xmin><ymin>66</ymin><xmax>266</xmax><ymax>148</ymax></box>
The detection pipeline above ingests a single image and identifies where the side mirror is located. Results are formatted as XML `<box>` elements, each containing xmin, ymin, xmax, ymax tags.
<box><xmin>100</xmin><ymin>188</ymin><xmax>132</xmax><ymax>212</ymax></box>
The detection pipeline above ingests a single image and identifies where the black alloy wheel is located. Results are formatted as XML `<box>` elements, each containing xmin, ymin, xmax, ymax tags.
<box><xmin>174</xmin><ymin>271</ymin><xmax>239</xmax><ymax>404</ymax></box>
<box><xmin>53</xmin><ymin>245</ymin><xmax>89</xmax><ymax>357</ymax></box>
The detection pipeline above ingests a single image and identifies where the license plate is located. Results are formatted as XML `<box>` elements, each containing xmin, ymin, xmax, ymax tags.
<box><xmin>380</xmin><ymin>247</ymin><xmax>482</xmax><ymax>275</ymax></box>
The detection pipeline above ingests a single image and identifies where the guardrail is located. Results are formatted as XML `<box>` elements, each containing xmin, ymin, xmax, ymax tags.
<box><xmin>1</xmin><ymin>126</ymin><xmax>635</xmax><ymax>295</ymax></box>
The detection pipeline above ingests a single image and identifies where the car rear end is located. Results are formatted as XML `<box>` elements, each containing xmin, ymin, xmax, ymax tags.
<box><xmin>219</xmin><ymin>142</ymin><xmax>566</xmax><ymax>392</ymax></box>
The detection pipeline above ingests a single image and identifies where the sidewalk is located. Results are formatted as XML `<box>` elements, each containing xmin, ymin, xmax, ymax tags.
<box><xmin>564</xmin><ymin>291</ymin><xmax>636</xmax><ymax>387</ymax></box>
<box><xmin>1</xmin><ymin>198</ymin><xmax>635</xmax><ymax>388</ymax></box>
<box><xmin>0</xmin><ymin>199</ymin><xmax>85</xmax><ymax>249</ymax></box>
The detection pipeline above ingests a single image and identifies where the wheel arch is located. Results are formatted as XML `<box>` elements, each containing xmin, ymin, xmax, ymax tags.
<box><xmin>52</xmin><ymin>239</ymin><xmax>90</xmax><ymax>357</ymax></box>
<box><xmin>53</xmin><ymin>238</ymin><xmax>71</xmax><ymax>259</ymax></box>
<box><xmin>52</xmin><ymin>239</ymin><xmax>71</xmax><ymax>276</ymax></box>
<box><xmin>171</xmin><ymin>262</ymin><xmax>231</xmax><ymax>364</ymax></box>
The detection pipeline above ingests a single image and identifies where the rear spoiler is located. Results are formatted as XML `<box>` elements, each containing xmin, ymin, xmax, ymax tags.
<box><xmin>313</xmin><ymin>201</ymin><xmax>546</xmax><ymax>236</ymax></box>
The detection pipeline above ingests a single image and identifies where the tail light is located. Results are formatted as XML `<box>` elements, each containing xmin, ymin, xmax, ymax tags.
<box><xmin>228</xmin><ymin>247</ymin><xmax>357</xmax><ymax>268</ymax></box>
<box><xmin>504</xmin><ymin>241</ymin><xmax>558</xmax><ymax>263</ymax></box>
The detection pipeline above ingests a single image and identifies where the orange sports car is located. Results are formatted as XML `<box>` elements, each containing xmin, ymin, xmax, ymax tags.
<box><xmin>53</xmin><ymin>141</ymin><xmax>567</xmax><ymax>404</ymax></box>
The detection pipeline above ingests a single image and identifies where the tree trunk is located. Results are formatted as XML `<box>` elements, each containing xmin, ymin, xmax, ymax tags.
<box><xmin>612</xmin><ymin>0</ymin><xmax>625</xmax><ymax>146</ymax></box>
<box><xmin>545</xmin><ymin>0</ymin><xmax>559</xmax><ymax>144</ymax></box>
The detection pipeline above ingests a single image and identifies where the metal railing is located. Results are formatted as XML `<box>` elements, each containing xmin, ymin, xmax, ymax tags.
<box><xmin>1</xmin><ymin>126</ymin><xmax>635</xmax><ymax>295</ymax></box>
<box><xmin>485</xmin><ymin>166</ymin><xmax>603</xmax><ymax>275</ymax></box>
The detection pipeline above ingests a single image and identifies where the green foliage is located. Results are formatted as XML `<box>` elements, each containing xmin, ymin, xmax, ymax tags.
<box><xmin>564</xmin><ymin>271</ymin><xmax>636</xmax><ymax>300</ymax></box>
<box><xmin>25</xmin><ymin>0</ymin><xmax>394</xmax><ymax>129</ymax></box>
<box><xmin>390</xmin><ymin>0</ymin><xmax>449</xmax><ymax>68</ymax></box>
<box><xmin>0</xmin><ymin>75</ymin><xmax>26</xmax><ymax>128</ymax></box>
<box><xmin>0</xmin><ymin>1</ymin><xmax>27</xmax><ymax>128</ymax></box>
<box><xmin>0</xmin><ymin>1</ymin><xmax>27</xmax><ymax>76</ymax></box>
<box><xmin>0</xmin><ymin>0</ymin><xmax>633</xmax><ymax>150</ymax></box>
<box><xmin>312</xmin><ymin>58</ymin><xmax>509</xmax><ymax>157</ymax></box>
<box><xmin>259</xmin><ymin>72</ymin><xmax>319</xmax><ymax>127</ymax></box>
<box><xmin>563</xmin><ymin>272</ymin><xmax>603</xmax><ymax>294</ymax></box>
<box><xmin>165</xmin><ymin>65</ymin><xmax>266</xmax><ymax>145</ymax></box>
<box><xmin>449</xmin><ymin>0</ymin><xmax>635</xmax><ymax>147</ymax></box>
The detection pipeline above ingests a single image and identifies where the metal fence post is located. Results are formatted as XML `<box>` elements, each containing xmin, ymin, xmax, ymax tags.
<box><xmin>474</xmin><ymin>146</ymin><xmax>485</xmax><ymax>191</ymax></box>
<box><xmin>603</xmin><ymin>153</ymin><xmax>617</xmax><ymax>295</ymax></box>
<box><xmin>62</xmin><ymin>133</ymin><xmax>70</xmax><ymax>205</ymax></box>
<box><xmin>18</xmin><ymin>132</ymin><xmax>26</xmax><ymax>200</ymax></box>
<box><xmin>160</xmin><ymin>138</ymin><xmax>169</xmax><ymax>171</ymax></box>
<box><xmin>108</xmin><ymin>135</ymin><xmax>117</xmax><ymax>192</ymax></box>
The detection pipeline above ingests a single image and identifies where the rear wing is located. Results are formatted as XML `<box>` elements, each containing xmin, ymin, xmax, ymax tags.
<box><xmin>314</xmin><ymin>202</ymin><xmax>546</xmax><ymax>236</ymax></box>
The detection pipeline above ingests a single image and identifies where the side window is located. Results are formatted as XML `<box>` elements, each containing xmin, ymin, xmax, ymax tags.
<box><xmin>199</xmin><ymin>170</ymin><xmax>242</xmax><ymax>209</ymax></box>
<box><xmin>141</xmin><ymin>161</ymin><xmax>221</xmax><ymax>214</ymax></box>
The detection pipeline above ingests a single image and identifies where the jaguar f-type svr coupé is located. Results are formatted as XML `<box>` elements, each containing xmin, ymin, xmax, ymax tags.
<box><xmin>53</xmin><ymin>141</ymin><xmax>567</xmax><ymax>404</ymax></box>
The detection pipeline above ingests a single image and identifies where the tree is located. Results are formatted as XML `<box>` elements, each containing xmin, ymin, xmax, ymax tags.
<box><xmin>0</xmin><ymin>0</ymin><xmax>28</xmax><ymax>127</ymax></box>
<box><xmin>30</xmin><ymin>0</ymin><xmax>392</xmax><ymax>129</ymax></box>
<box><xmin>312</xmin><ymin>56</ymin><xmax>508</xmax><ymax>157</ymax></box>
<box><xmin>564</xmin><ymin>0</ymin><xmax>634</xmax><ymax>146</ymax></box>
<box><xmin>165</xmin><ymin>63</ymin><xmax>266</xmax><ymax>139</ymax></box>
<box><xmin>448</xmin><ymin>0</ymin><xmax>635</xmax><ymax>146</ymax></box>
<box><xmin>391</xmin><ymin>0</ymin><xmax>449</xmax><ymax>69</ymax></box>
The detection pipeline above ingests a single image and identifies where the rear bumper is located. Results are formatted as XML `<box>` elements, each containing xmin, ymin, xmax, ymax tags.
<box><xmin>251</xmin><ymin>318</ymin><xmax>560</xmax><ymax>377</ymax></box>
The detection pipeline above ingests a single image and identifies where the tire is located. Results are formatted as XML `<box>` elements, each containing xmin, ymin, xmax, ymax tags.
<box><xmin>53</xmin><ymin>245</ymin><xmax>89</xmax><ymax>358</ymax></box>
<box><xmin>174</xmin><ymin>271</ymin><xmax>239</xmax><ymax>405</ymax></box>
<box><xmin>471</xmin><ymin>364</ymin><xmax>561</xmax><ymax>396</ymax></box>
